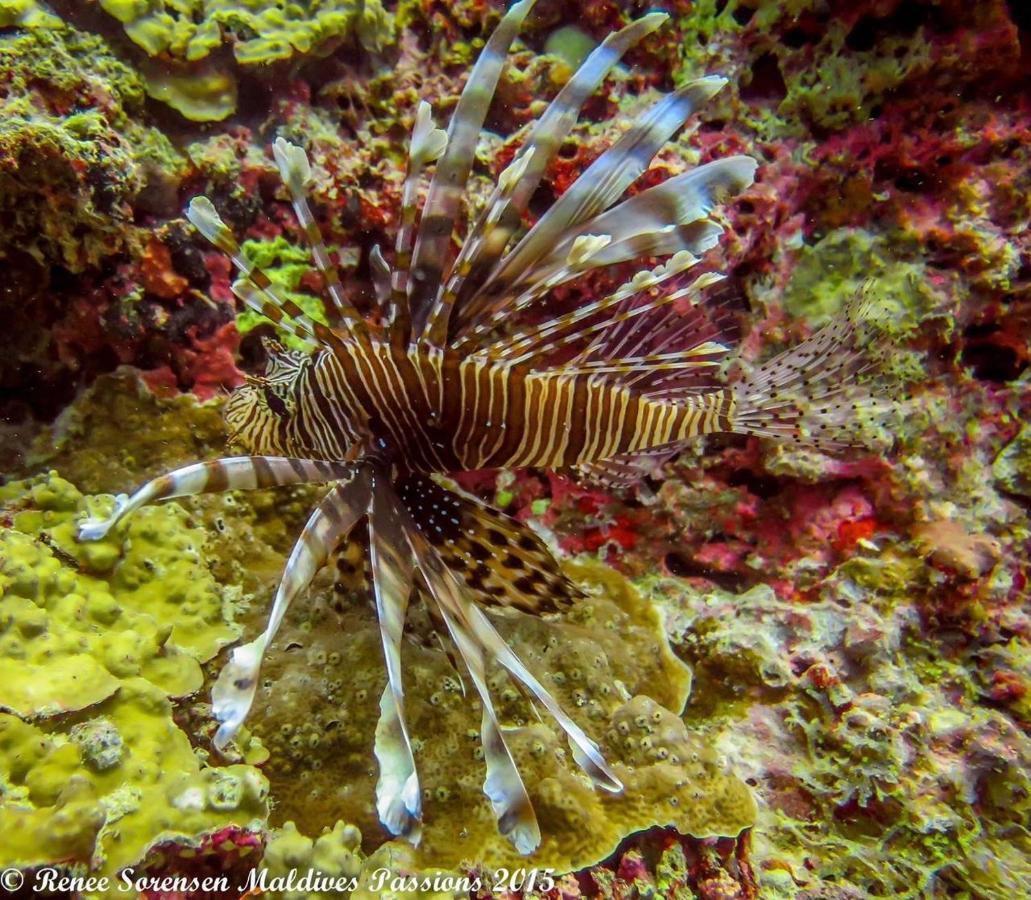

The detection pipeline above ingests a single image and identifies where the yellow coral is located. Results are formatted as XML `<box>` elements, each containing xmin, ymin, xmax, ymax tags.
<box><xmin>0</xmin><ymin>471</ymin><xmax>267</xmax><ymax>896</ymax></box>
<box><xmin>10</xmin><ymin>378</ymin><xmax>756</xmax><ymax>879</ymax></box>
<box><xmin>244</xmin><ymin>557</ymin><xmax>754</xmax><ymax>872</ymax></box>
<box><xmin>0</xmin><ymin>472</ymin><xmax>241</xmax><ymax>721</ymax></box>
<box><xmin>98</xmin><ymin>0</ymin><xmax>394</xmax><ymax>65</ymax></box>
<box><xmin>0</xmin><ymin>679</ymin><xmax>267</xmax><ymax>893</ymax></box>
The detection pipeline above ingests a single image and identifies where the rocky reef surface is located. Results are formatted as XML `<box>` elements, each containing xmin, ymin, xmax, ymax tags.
<box><xmin>1</xmin><ymin>1</ymin><xmax>1029</xmax><ymax>898</ymax></box>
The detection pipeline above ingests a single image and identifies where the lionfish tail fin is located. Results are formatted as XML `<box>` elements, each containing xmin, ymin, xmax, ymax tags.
<box><xmin>729</xmin><ymin>293</ymin><xmax>894</xmax><ymax>452</ymax></box>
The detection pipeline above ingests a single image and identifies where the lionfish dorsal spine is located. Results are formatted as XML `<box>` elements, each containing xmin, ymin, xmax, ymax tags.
<box><xmin>271</xmin><ymin>137</ymin><xmax>367</xmax><ymax>337</ymax></box>
<box><xmin>452</xmin><ymin>75</ymin><xmax>730</xmax><ymax>336</ymax></box>
<box><xmin>185</xmin><ymin>197</ymin><xmax>333</xmax><ymax>352</ymax></box>
<box><xmin>388</xmin><ymin>100</ymin><xmax>449</xmax><ymax>343</ymax></box>
<box><xmin>406</xmin><ymin>0</ymin><xmax>538</xmax><ymax>338</ymax></box>
<box><xmin>422</xmin><ymin>12</ymin><xmax>671</xmax><ymax>348</ymax></box>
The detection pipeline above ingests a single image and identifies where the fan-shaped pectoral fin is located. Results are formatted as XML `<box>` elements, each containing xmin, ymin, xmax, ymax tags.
<box><xmin>211</xmin><ymin>467</ymin><xmax>372</xmax><ymax>750</ymax></box>
<box><xmin>398</xmin><ymin>508</ymin><xmax>541</xmax><ymax>854</ymax></box>
<box><xmin>76</xmin><ymin>456</ymin><xmax>352</xmax><ymax>542</ymax></box>
<box><xmin>461</xmin><ymin>600</ymin><xmax>623</xmax><ymax>795</ymax></box>
<box><xmin>368</xmin><ymin>470</ymin><xmax>422</xmax><ymax>840</ymax></box>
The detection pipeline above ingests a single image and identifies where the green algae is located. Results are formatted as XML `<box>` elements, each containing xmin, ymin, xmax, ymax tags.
<box><xmin>142</xmin><ymin>61</ymin><xmax>239</xmax><ymax>122</ymax></box>
<box><xmin>780</xmin><ymin>227</ymin><xmax>940</xmax><ymax>327</ymax></box>
<box><xmin>0</xmin><ymin>24</ymin><xmax>187</xmax><ymax>269</ymax></box>
<box><xmin>98</xmin><ymin>0</ymin><xmax>394</xmax><ymax>66</ymax></box>
<box><xmin>0</xmin><ymin>0</ymin><xmax>59</xmax><ymax>27</ymax></box>
<box><xmin>235</xmin><ymin>236</ymin><xmax>331</xmax><ymax>351</ymax></box>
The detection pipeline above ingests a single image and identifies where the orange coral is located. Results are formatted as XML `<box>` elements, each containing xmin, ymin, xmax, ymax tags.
<box><xmin>140</xmin><ymin>238</ymin><xmax>188</xmax><ymax>300</ymax></box>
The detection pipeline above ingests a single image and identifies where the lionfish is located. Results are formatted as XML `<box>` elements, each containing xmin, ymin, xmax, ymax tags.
<box><xmin>78</xmin><ymin>1</ymin><xmax>880</xmax><ymax>854</ymax></box>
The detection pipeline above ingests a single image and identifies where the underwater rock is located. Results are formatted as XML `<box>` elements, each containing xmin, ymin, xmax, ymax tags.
<box><xmin>258</xmin><ymin>820</ymin><xmax>364</xmax><ymax>899</ymax></box>
<box><xmin>643</xmin><ymin>541</ymin><xmax>1031</xmax><ymax>897</ymax></box>
<box><xmin>237</xmin><ymin>555</ymin><xmax>754</xmax><ymax>872</ymax></box>
<box><xmin>1</xmin><ymin>0</ymin><xmax>1028</xmax><ymax>895</ymax></box>
<box><xmin>0</xmin><ymin>24</ymin><xmax>185</xmax><ymax>272</ymax></box>
<box><xmin>994</xmin><ymin>424</ymin><xmax>1031</xmax><ymax>499</ymax></box>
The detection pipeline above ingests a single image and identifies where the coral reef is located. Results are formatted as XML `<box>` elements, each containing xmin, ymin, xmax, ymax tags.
<box><xmin>0</xmin><ymin>25</ymin><xmax>184</xmax><ymax>272</ymax></box>
<box><xmin>1</xmin><ymin>0</ymin><xmax>1029</xmax><ymax>895</ymax></box>
<box><xmin>0</xmin><ymin>472</ymin><xmax>268</xmax><ymax>893</ymax></box>
<box><xmin>239</xmin><ymin>556</ymin><xmax>753</xmax><ymax>872</ymax></box>
<box><xmin>99</xmin><ymin>0</ymin><xmax>394</xmax><ymax>66</ymax></box>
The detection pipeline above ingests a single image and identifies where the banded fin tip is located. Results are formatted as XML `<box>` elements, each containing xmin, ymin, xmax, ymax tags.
<box><xmin>77</xmin><ymin>493</ymin><xmax>129</xmax><ymax>542</ymax></box>
<box><xmin>186</xmin><ymin>196</ymin><xmax>232</xmax><ymax>247</ymax></box>
<box><xmin>410</xmin><ymin>100</ymin><xmax>448</xmax><ymax>165</ymax></box>
<box><xmin>211</xmin><ymin>636</ymin><xmax>267</xmax><ymax>750</ymax></box>
<box><xmin>272</xmin><ymin>137</ymin><xmax>313</xmax><ymax>195</ymax></box>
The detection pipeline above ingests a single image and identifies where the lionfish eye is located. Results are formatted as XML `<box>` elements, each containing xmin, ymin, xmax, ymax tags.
<box><xmin>262</xmin><ymin>385</ymin><xmax>289</xmax><ymax>417</ymax></box>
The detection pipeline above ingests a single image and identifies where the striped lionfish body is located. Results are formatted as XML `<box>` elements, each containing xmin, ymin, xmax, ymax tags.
<box><xmin>78</xmin><ymin>0</ymin><xmax>883</xmax><ymax>854</ymax></box>
<box><xmin>225</xmin><ymin>341</ymin><xmax>742</xmax><ymax>473</ymax></box>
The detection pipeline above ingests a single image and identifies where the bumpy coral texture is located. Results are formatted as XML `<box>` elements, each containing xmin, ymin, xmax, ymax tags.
<box><xmin>0</xmin><ymin>473</ymin><xmax>268</xmax><ymax>893</ymax></box>
<box><xmin>99</xmin><ymin>0</ymin><xmax>394</xmax><ymax>64</ymax></box>
<box><xmin>1</xmin><ymin>0</ymin><xmax>1030</xmax><ymax>895</ymax></box>
<box><xmin>7</xmin><ymin>375</ymin><xmax>756</xmax><ymax>890</ymax></box>
<box><xmin>243</xmin><ymin>557</ymin><xmax>753</xmax><ymax>872</ymax></box>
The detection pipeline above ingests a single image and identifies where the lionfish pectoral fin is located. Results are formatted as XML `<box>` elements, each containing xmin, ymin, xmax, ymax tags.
<box><xmin>398</xmin><ymin>507</ymin><xmax>541</xmax><ymax>854</ymax></box>
<box><xmin>374</xmin><ymin>688</ymin><xmax>422</xmax><ymax>842</ymax></box>
<box><xmin>368</xmin><ymin>470</ymin><xmax>422</xmax><ymax>838</ymax></box>
<box><xmin>398</xmin><ymin>474</ymin><xmax>579</xmax><ymax>616</ymax></box>
<box><xmin>210</xmin><ymin>635</ymin><xmax>267</xmax><ymax>750</ymax></box>
<box><xmin>76</xmin><ymin>457</ymin><xmax>352</xmax><ymax>544</ymax></box>
<box><xmin>211</xmin><ymin>469</ymin><xmax>372</xmax><ymax>750</ymax></box>
<box><xmin>443</xmin><ymin>599</ymin><xmax>541</xmax><ymax>855</ymax></box>
<box><xmin>460</xmin><ymin>600</ymin><xmax>623</xmax><ymax>794</ymax></box>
